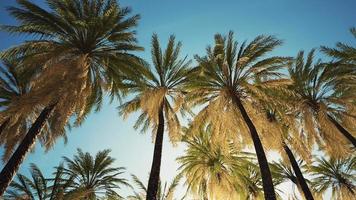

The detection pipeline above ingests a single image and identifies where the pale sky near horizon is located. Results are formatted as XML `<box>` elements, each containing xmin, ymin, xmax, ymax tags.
<box><xmin>1</xmin><ymin>0</ymin><xmax>356</xmax><ymax>199</ymax></box>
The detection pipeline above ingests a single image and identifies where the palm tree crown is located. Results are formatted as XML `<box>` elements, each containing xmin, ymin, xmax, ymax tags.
<box><xmin>4</xmin><ymin>163</ymin><xmax>84</xmax><ymax>200</ymax></box>
<box><xmin>62</xmin><ymin>149</ymin><xmax>129</xmax><ymax>200</ymax></box>
<box><xmin>286</xmin><ymin>50</ymin><xmax>355</xmax><ymax>157</ymax></box>
<box><xmin>0</xmin><ymin>0</ymin><xmax>143</xmax><ymax>136</ymax></box>
<box><xmin>308</xmin><ymin>157</ymin><xmax>356</xmax><ymax>200</ymax></box>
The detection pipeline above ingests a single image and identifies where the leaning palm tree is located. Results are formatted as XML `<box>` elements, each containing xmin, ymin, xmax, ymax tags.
<box><xmin>62</xmin><ymin>149</ymin><xmax>130</xmax><ymax>200</ymax></box>
<box><xmin>187</xmin><ymin>31</ymin><xmax>291</xmax><ymax>199</ymax></box>
<box><xmin>286</xmin><ymin>50</ymin><xmax>355</xmax><ymax>157</ymax></box>
<box><xmin>119</xmin><ymin>34</ymin><xmax>191</xmax><ymax>200</ymax></box>
<box><xmin>177</xmin><ymin>126</ymin><xmax>255</xmax><ymax>200</ymax></box>
<box><xmin>127</xmin><ymin>174</ymin><xmax>182</xmax><ymax>200</ymax></box>
<box><xmin>307</xmin><ymin>157</ymin><xmax>356</xmax><ymax>200</ymax></box>
<box><xmin>257</xmin><ymin>105</ymin><xmax>315</xmax><ymax>200</ymax></box>
<box><xmin>0</xmin><ymin>0</ymin><xmax>142</xmax><ymax>194</ymax></box>
<box><xmin>4</xmin><ymin>163</ymin><xmax>87</xmax><ymax>200</ymax></box>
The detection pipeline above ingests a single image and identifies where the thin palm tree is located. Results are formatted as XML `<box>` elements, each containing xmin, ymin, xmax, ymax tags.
<box><xmin>187</xmin><ymin>31</ymin><xmax>291</xmax><ymax>199</ymax></box>
<box><xmin>258</xmin><ymin>105</ymin><xmax>315</xmax><ymax>200</ymax></box>
<box><xmin>4</xmin><ymin>163</ymin><xmax>86</xmax><ymax>200</ymax></box>
<box><xmin>0</xmin><ymin>0</ymin><xmax>142</xmax><ymax>194</ymax></box>
<box><xmin>119</xmin><ymin>34</ymin><xmax>191</xmax><ymax>200</ymax></box>
<box><xmin>62</xmin><ymin>149</ymin><xmax>130</xmax><ymax>200</ymax></box>
<box><xmin>127</xmin><ymin>174</ymin><xmax>182</xmax><ymax>200</ymax></box>
<box><xmin>286</xmin><ymin>50</ymin><xmax>355</xmax><ymax>157</ymax></box>
<box><xmin>308</xmin><ymin>157</ymin><xmax>356</xmax><ymax>200</ymax></box>
<box><xmin>177</xmin><ymin>125</ymin><xmax>255</xmax><ymax>200</ymax></box>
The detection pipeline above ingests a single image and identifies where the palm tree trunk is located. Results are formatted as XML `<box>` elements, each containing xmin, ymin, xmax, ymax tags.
<box><xmin>0</xmin><ymin>118</ymin><xmax>10</xmax><ymax>137</ymax></box>
<box><xmin>283</xmin><ymin>143</ymin><xmax>314</xmax><ymax>200</ymax></box>
<box><xmin>0</xmin><ymin>103</ymin><xmax>56</xmax><ymax>197</ymax></box>
<box><xmin>232</xmin><ymin>95</ymin><xmax>276</xmax><ymax>200</ymax></box>
<box><xmin>146</xmin><ymin>104</ymin><xmax>165</xmax><ymax>200</ymax></box>
<box><xmin>327</xmin><ymin>114</ymin><xmax>356</xmax><ymax>148</ymax></box>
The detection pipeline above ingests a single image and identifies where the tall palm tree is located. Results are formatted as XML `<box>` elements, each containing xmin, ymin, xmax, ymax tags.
<box><xmin>0</xmin><ymin>0</ymin><xmax>142</xmax><ymax>194</ymax></box>
<box><xmin>119</xmin><ymin>34</ymin><xmax>191</xmax><ymax>200</ymax></box>
<box><xmin>286</xmin><ymin>50</ymin><xmax>355</xmax><ymax>157</ymax></box>
<box><xmin>258</xmin><ymin>105</ymin><xmax>315</xmax><ymax>200</ymax></box>
<box><xmin>177</xmin><ymin>126</ymin><xmax>255</xmax><ymax>200</ymax></box>
<box><xmin>62</xmin><ymin>149</ymin><xmax>129</xmax><ymax>200</ymax></box>
<box><xmin>187</xmin><ymin>31</ymin><xmax>291</xmax><ymax>199</ymax></box>
<box><xmin>4</xmin><ymin>163</ymin><xmax>86</xmax><ymax>200</ymax></box>
<box><xmin>127</xmin><ymin>174</ymin><xmax>182</xmax><ymax>200</ymax></box>
<box><xmin>308</xmin><ymin>157</ymin><xmax>356</xmax><ymax>200</ymax></box>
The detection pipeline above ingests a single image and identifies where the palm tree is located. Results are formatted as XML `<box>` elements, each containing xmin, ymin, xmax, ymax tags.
<box><xmin>308</xmin><ymin>157</ymin><xmax>356</xmax><ymax>200</ymax></box>
<box><xmin>0</xmin><ymin>0</ymin><xmax>142</xmax><ymax>194</ymax></box>
<box><xmin>178</xmin><ymin>126</ymin><xmax>256</xmax><ymax>200</ymax></box>
<box><xmin>286</xmin><ymin>50</ymin><xmax>355</xmax><ymax>157</ymax></box>
<box><xmin>62</xmin><ymin>149</ymin><xmax>129</xmax><ymax>200</ymax></box>
<box><xmin>119</xmin><ymin>33</ymin><xmax>191</xmax><ymax>200</ymax></box>
<box><xmin>4</xmin><ymin>163</ymin><xmax>86</xmax><ymax>200</ymax></box>
<box><xmin>258</xmin><ymin>105</ymin><xmax>315</xmax><ymax>200</ymax></box>
<box><xmin>187</xmin><ymin>31</ymin><xmax>291</xmax><ymax>199</ymax></box>
<box><xmin>127</xmin><ymin>174</ymin><xmax>182</xmax><ymax>200</ymax></box>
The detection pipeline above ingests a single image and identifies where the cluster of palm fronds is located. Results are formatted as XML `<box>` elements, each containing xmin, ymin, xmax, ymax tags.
<box><xmin>0</xmin><ymin>0</ymin><xmax>355</xmax><ymax>200</ymax></box>
<box><xmin>3</xmin><ymin>149</ymin><xmax>130</xmax><ymax>200</ymax></box>
<box><xmin>178</xmin><ymin>128</ymin><xmax>355</xmax><ymax>200</ymax></box>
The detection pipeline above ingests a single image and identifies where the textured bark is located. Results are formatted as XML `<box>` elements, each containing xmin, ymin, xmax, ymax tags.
<box><xmin>283</xmin><ymin>143</ymin><xmax>314</xmax><ymax>200</ymax></box>
<box><xmin>0</xmin><ymin>118</ymin><xmax>10</xmax><ymax>137</ymax></box>
<box><xmin>327</xmin><ymin>114</ymin><xmax>356</xmax><ymax>148</ymax></box>
<box><xmin>0</xmin><ymin>103</ymin><xmax>56</xmax><ymax>197</ymax></box>
<box><xmin>146</xmin><ymin>104</ymin><xmax>165</xmax><ymax>200</ymax></box>
<box><xmin>232</xmin><ymin>94</ymin><xmax>276</xmax><ymax>200</ymax></box>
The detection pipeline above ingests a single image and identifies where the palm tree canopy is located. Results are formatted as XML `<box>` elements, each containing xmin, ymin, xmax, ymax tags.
<box><xmin>0</xmin><ymin>59</ymin><xmax>63</xmax><ymax>160</ymax></box>
<box><xmin>62</xmin><ymin>149</ymin><xmax>129</xmax><ymax>200</ymax></box>
<box><xmin>0</xmin><ymin>0</ymin><xmax>142</xmax><ymax>154</ymax></box>
<box><xmin>119</xmin><ymin>33</ymin><xmax>192</xmax><ymax>143</ymax></box>
<box><xmin>177</xmin><ymin>126</ymin><xmax>256</xmax><ymax>200</ymax></box>
<box><xmin>308</xmin><ymin>157</ymin><xmax>356</xmax><ymax>200</ymax></box>
<box><xmin>286</xmin><ymin>50</ymin><xmax>355</xmax><ymax>157</ymax></box>
<box><xmin>4</xmin><ymin>163</ymin><xmax>85</xmax><ymax>200</ymax></box>
<box><xmin>186</xmin><ymin>31</ymin><xmax>291</xmax><ymax>149</ymax></box>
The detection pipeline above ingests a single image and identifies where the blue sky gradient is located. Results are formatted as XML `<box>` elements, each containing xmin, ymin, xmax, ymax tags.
<box><xmin>1</xmin><ymin>0</ymin><xmax>355</xmax><ymax>199</ymax></box>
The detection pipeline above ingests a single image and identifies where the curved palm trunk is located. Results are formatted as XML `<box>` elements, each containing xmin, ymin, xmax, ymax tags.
<box><xmin>283</xmin><ymin>143</ymin><xmax>314</xmax><ymax>200</ymax></box>
<box><xmin>232</xmin><ymin>95</ymin><xmax>276</xmax><ymax>200</ymax></box>
<box><xmin>0</xmin><ymin>103</ymin><xmax>56</xmax><ymax>197</ymax></box>
<box><xmin>0</xmin><ymin>118</ymin><xmax>10</xmax><ymax>137</ymax></box>
<box><xmin>327</xmin><ymin>114</ymin><xmax>356</xmax><ymax>148</ymax></box>
<box><xmin>146</xmin><ymin>104</ymin><xmax>165</xmax><ymax>200</ymax></box>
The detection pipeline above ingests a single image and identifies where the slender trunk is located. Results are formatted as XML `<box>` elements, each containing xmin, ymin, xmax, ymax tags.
<box><xmin>146</xmin><ymin>104</ymin><xmax>165</xmax><ymax>200</ymax></box>
<box><xmin>0</xmin><ymin>103</ymin><xmax>56</xmax><ymax>197</ymax></box>
<box><xmin>0</xmin><ymin>118</ymin><xmax>10</xmax><ymax>137</ymax></box>
<box><xmin>283</xmin><ymin>143</ymin><xmax>314</xmax><ymax>200</ymax></box>
<box><xmin>232</xmin><ymin>95</ymin><xmax>276</xmax><ymax>200</ymax></box>
<box><xmin>327</xmin><ymin>114</ymin><xmax>356</xmax><ymax>148</ymax></box>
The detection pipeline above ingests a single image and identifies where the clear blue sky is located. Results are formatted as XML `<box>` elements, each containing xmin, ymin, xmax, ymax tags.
<box><xmin>1</xmin><ymin>0</ymin><xmax>355</xmax><ymax>199</ymax></box>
